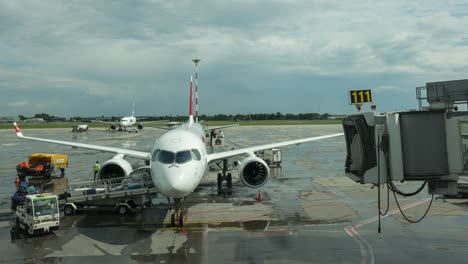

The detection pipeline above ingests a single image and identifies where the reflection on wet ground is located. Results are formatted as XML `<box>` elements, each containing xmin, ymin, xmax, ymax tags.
<box><xmin>1</xmin><ymin>126</ymin><xmax>468</xmax><ymax>263</ymax></box>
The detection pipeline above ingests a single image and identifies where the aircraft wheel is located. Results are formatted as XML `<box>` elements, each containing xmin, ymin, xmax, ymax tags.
<box><xmin>171</xmin><ymin>213</ymin><xmax>176</xmax><ymax>227</ymax></box>
<box><xmin>117</xmin><ymin>205</ymin><xmax>128</xmax><ymax>215</ymax></box>
<box><xmin>217</xmin><ymin>173</ymin><xmax>223</xmax><ymax>195</ymax></box>
<box><xmin>64</xmin><ymin>204</ymin><xmax>75</xmax><ymax>216</ymax></box>
<box><xmin>178</xmin><ymin>213</ymin><xmax>184</xmax><ymax>227</ymax></box>
<box><xmin>227</xmin><ymin>173</ymin><xmax>232</xmax><ymax>188</ymax></box>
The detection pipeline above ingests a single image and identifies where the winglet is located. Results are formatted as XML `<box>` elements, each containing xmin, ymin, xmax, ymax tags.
<box><xmin>13</xmin><ymin>122</ymin><xmax>24</xmax><ymax>138</ymax></box>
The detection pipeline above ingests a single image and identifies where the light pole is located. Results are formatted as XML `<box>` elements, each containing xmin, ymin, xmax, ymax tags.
<box><xmin>192</xmin><ymin>59</ymin><xmax>201</xmax><ymax>123</ymax></box>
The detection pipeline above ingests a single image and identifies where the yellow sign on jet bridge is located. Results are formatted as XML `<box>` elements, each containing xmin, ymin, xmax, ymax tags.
<box><xmin>349</xmin><ymin>89</ymin><xmax>372</xmax><ymax>104</ymax></box>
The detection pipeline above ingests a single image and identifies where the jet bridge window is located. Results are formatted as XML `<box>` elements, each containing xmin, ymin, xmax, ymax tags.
<box><xmin>176</xmin><ymin>150</ymin><xmax>192</xmax><ymax>164</ymax></box>
<box><xmin>191</xmin><ymin>149</ymin><xmax>201</xmax><ymax>161</ymax></box>
<box><xmin>158</xmin><ymin>150</ymin><xmax>175</xmax><ymax>164</ymax></box>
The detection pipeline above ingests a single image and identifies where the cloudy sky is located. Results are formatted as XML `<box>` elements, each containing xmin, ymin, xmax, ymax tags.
<box><xmin>1</xmin><ymin>0</ymin><xmax>468</xmax><ymax>117</ymax></box>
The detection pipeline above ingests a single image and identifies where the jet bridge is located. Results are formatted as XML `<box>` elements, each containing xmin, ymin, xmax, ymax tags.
<box><xmin>343</xmin><ymin>79</ymin><xmax>468</xmax><ymax>195</ymax></box>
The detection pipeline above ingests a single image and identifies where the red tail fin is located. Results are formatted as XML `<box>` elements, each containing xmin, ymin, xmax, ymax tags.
<box><xmin>189</xmin><ymin>76</ymin><xmax>193</xmax><ymax>117</ymax></box>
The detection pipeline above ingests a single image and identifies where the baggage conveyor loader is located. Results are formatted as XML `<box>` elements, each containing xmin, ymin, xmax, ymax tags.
<box><xmin>60</xmin><ymin>176</ymin><xmax>158</xmax><ymax>216</ymax></box>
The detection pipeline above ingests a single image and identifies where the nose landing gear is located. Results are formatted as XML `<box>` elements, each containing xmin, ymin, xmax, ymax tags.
<box><xmin>170</xmin><ymin>197</ymin><xmax>185</xmax><ymax>227</ymax></box>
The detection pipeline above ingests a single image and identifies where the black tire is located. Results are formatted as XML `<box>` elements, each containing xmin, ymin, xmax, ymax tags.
<box><xmin>171</xmin><ymin>213</ymin><xmax>176</xmax><ymax>227</ymax></box>
<box><xmin>116</xmin><ymin>205</ymin><xmax>128</xmax><ymax>215</ymax></box>
<box><xmin>217</xmin><ymin>173</ymin><xmax>223</xmax><ymax>189</ymax></box>
<box><xmin>179</xmin><ymin>214</ymin><xmax>184</xmax><ymax>227</ymax></box>
<box><xmin>227</xmin><ymin>173</ymin><xmax>232</xmax><ymax>188</ymax></box>
<box><xmin>64</xmin><ymin>204</ymin><xmax>75</xmax><ymax>216</ymax></box>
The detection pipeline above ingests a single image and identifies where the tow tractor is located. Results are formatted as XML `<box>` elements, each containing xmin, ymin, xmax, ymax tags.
<box><xmin>15</xmin><ymin>193</ymin><xmax>60</xmax><ymax>235</ymax></box>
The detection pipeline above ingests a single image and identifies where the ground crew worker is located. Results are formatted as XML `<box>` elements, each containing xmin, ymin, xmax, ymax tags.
<box><xmin>93</xmin><ymin>161</ymin><xmax>100</xmax><ymax>181</ymax></box>
<box><xmin>210</xmin><ymin>130</ymin><xmax>216</xmax><ymax>145</ymax></box>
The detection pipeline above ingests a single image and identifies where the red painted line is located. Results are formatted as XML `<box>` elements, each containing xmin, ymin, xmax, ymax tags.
<box><xmin>345</xmin><ymin>198</ymin><xmax>431</xmax><ymax>264</ymax></box>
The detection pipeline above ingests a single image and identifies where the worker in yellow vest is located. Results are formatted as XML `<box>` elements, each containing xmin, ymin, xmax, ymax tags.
<box><xmin>93</xmin><ymin>161</ymin><xmax>100</xmax><ymax>181</ymax></box>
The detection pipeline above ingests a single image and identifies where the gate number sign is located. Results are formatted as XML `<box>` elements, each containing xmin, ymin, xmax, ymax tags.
<box><xmin>349</xmin><ymin>89</ymin><xmax>372</xmax><ymax>104</ymax></box>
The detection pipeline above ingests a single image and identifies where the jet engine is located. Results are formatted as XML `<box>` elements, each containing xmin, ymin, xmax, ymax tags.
<box><xmin>238</xmin><ymin>157</ymin><xmax>270</xmax><ymax>188</ymax></box>
<box><xmin>110</xmin><ymin>124</ymin><xmax>117</xmax><ymax>130</ymax></box>
<box><xmin>137</xmin><ymin>123</ymin><xmax>143</xmax><ymax>130</ymax></box>
<box><xmin>98</xmin><ymin>154</ymin><xmax>133</xmax><ymax>179</ymax></box>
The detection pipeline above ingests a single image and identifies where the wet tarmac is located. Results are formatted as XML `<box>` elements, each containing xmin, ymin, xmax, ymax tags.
<box><xmin>1</xmin><ymin>125</ymin><xmax>468</xmax><ymax>263</ymax></box>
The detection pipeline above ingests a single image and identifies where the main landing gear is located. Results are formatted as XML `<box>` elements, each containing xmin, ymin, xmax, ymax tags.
<box><xmin>170</xmin><ymin>197</ymin><xmax>185</xmax><ymax>227</ymax></box>
<box><xmin>216</xmin><ymin>159</ymin><xmax>233</xmax><ymax>197</ymax></box>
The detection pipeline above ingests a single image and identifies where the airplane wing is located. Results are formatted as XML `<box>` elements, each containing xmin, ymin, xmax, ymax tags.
<box><xmin>139</xmin><ymin>120</ymin><xmax>170</xmax><ymax>125</ymax></box>
<box><xmin>13</xmin><ymin>123</ymin><xmax>150</xmax><ymax>160</ymax></box>
<box><xmin>206</xmin><ymin>133</ymin><xmax>343</xmax><ymax>163</ymax></box>
<box><xmin>205</xmin><ymin>124</ymin><xmax>239</xmax><ymax>131</ymax></box>
<box><xmin>91</xmin><ymin>120</ymin><xmax>117</xmax><ymax>125</ymax></box>
<box><xmin>147</xmin><ymin>126</ymin><xmax>172</xmax><ymax>131</ymax></box>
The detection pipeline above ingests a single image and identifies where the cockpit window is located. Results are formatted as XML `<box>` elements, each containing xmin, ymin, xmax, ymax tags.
<box><xmin>176</xmin><ymin>150</ymin><xmax>192</xmax><ymax>164</ymax></box>
<box><xmin>191</xmin><ymin>149</ymin><xmax>201</xmax><ymax>161</ymax></box>
<box><xmin>158</xmin><ymin>150</ymin><xmax>175</xmax><ymax>164</ymax></box>
<box><xmin>151</xmin><ymin>149</ymin><xmax>160</xmax><ymax>161</ymax></box>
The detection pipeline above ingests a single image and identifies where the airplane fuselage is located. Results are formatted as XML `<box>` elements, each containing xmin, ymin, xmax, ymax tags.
<box><xmin>119</xmin><ymin>116</ymin><xmax>137</xmax><ymax>128</ymax></box>
<box><xmin>150</xmin><ymin>121</ymin><xmax>208</xmax><ymax>198</ymax></box>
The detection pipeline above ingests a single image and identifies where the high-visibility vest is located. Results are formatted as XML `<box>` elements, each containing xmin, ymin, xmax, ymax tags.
<box><xmin>94</xmin><ymin>163</ymin><xmax>100</xmax><ymax>172</ymax></box>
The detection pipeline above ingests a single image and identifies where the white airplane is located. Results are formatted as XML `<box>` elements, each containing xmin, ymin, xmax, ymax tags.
<box><xmin>13</xmin><ymin>76</ymin><xmax>343</xmax><ymax>226</ymax></box>
<box><xmin>97</xmin><ymin>104</ymin><xmax>166</xmax><ymax>131</ymax></box>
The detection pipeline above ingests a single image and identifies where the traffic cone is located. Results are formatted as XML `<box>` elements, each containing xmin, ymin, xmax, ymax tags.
<box><xmin>257</xmin><ymin>190</ymin><xmax>263</xmax><ymax>202</ymax></box>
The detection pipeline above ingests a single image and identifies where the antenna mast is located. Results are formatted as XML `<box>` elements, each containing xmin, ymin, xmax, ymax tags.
<box><xmin>192</xmin><ymin>58</ymin><xmax>201</xmax><ymax>123</ymax></box>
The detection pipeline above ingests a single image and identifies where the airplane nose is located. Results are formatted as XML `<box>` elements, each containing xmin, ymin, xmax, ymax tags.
<box><xmin>153</xmin><ymin>165</ymin><xmax>197</xmax><ymax>197</ymax></box>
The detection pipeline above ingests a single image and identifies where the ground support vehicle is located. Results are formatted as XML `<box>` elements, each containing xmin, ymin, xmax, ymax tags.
<box><xmin>15</xmin><ymin>193</ymin><xmax>60</xmax><ymax>235</ymax></box>
<box><xmin>60</xmin><ymin>177</ymin><xmax>158</xmax><ymax>215</ymax></box>
<box><xmin>16</xmin><ymin>153</ymin><xmax>68</xmax><ymax>179</ymax></box>
<box><xmin>72</xmin><ymin>124</ymin><xmax>88</xmax><ymax>132</ymax></box>
<box><xmin>255</xmin><ymin>148</ymin><xmax>282</xmax><ymax>167</ymax></box>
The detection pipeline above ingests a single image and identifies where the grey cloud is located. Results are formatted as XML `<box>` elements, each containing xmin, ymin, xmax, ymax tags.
<box><xmin>0</xmin><ymin>0</ymin><xmax>467</xmax><ymax>117</ymax></box>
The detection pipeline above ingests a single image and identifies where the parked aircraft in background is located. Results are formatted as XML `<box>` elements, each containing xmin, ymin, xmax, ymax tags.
<box><xmin>96</xmin><ymin>104</ymin><xmax>167</xmax><ymax>131</ymax></box>
<box><xmin>14</xmin><ymin>76</ymin><xmax>343</xmax><ymax>226</ymax></box>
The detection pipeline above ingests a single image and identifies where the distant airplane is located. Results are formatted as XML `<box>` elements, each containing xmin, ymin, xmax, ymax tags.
<box><xmin>96</xmin><ymin>104</ymin><xmax>166</xmax><ymax>131</ymax></box>
<box><xmin>14</xmin><ymin>76</ymin><xmax>343</xmax><ymax>226</ymax></box>
<box><xmin>166</xmin><ymin>121</ymin><xmax>180</xmax><ymax>129</ymax></box>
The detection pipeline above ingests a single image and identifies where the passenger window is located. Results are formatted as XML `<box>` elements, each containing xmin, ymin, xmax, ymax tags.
<box><xmin>151</xmin><ymin>149</ymin><xmax>160</xmax><ymax>161</ymax></box>
<box><xmin>176</xmin><ymin>150</ymin><xmax>192</xmax><ymax>164</ymax></box>
<box><xmin>191</xmin><ymin>149</ymin><xmax>201</xmax><ymax>161</ymax></box>
<box><xmin>158</xmin><ymin>150</ymin><xmax>175</xmax><ymax>164</ymax></box>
